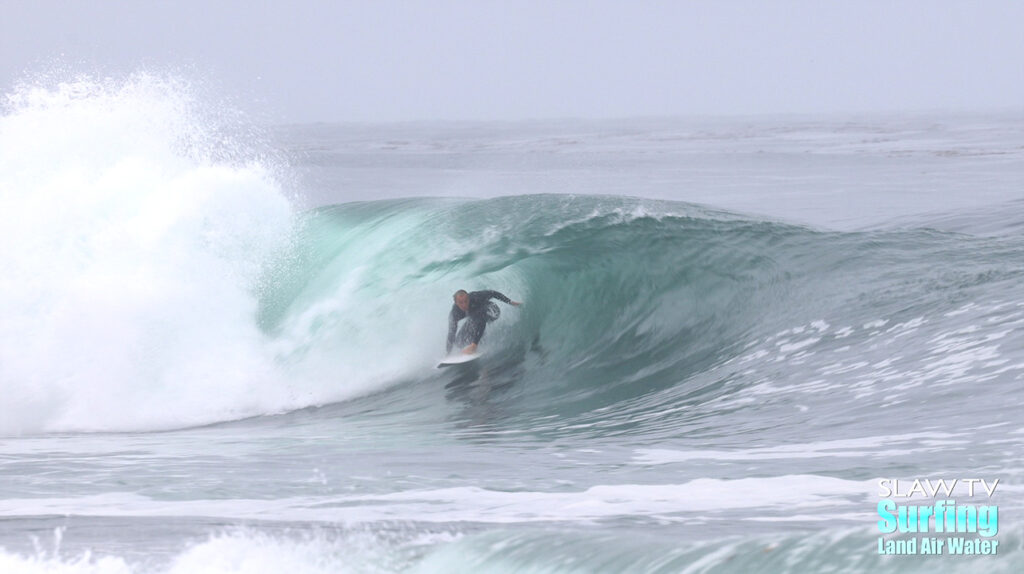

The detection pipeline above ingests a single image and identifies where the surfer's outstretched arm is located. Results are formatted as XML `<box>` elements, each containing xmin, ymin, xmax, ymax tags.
<box><xmin>479</xmin><ymin>290</ymin><xmax>521</xmax><ymax>306</ymax></box>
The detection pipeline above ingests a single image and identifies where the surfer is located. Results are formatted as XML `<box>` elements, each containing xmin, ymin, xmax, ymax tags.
<box><xmin>447</xmin><ymin>289</ymin><xmax>521</xmax><ymax>354</ymax></box>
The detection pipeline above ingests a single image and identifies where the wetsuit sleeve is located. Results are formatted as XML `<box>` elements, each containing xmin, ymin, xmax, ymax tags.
<box><xmin>446</xmin><ymin>306</ymin><xmax>462</xmax><ymax>353</ymax></box>
<box><xmin>480</xmin><ymin>290</ymin><xmax>512</xmax><ymax>304</ymax></box>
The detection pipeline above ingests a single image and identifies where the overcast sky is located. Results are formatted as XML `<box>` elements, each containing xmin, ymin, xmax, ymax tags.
<box><xmin>2</xmin><ymin>0</ymin><xmax>1023</xmax><ymax>123</ymax></box>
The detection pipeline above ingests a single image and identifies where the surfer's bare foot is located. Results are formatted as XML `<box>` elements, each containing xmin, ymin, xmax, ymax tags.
<box><xmin>463</xmin><ymin>343</ymin><xmax>477</xmax><ymax>354</ymax></box>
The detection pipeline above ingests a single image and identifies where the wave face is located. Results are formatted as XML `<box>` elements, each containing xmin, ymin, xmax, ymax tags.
<box><xmin>260</xmin><ymin>194</ymin><xmax>1024</xmax><ymax>440</ymax></box>
<box><xmin>261</xmin><ymin>197</ymin><xmax>786</xmax><ymax>413</ymax></box>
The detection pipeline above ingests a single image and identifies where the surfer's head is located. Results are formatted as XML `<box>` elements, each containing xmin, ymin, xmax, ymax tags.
<box><xmin>453</xmin><ymin>289</ymin><xmax>469</xmax><ymax>311</ymax></box>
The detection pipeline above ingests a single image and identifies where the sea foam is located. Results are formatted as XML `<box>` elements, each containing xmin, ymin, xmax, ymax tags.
<box><xmin>0</xmin><ymin>74</ymin><xmax>299</xmax><ymax>433</ymax></box>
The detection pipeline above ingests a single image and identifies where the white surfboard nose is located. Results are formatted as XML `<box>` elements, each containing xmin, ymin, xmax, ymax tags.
<box><xmin>436</xmin><ymin>353</ymin><xmax>481</xmax><ymax>368</ymax></box>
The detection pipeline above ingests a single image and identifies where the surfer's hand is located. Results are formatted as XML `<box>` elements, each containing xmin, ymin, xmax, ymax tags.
<box><xmin>511</xmin><ymin>301</ymin><xmax>522</xmax><ymax>306</ymax></box>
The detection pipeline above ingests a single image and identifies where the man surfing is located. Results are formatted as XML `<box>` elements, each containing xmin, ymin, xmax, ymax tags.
<box><xmin>446</xmin><ymin>289</ymin><xmax>521</xmax><ymax>355</ymax></box>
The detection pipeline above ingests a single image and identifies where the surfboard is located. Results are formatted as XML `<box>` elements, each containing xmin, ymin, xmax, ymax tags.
<box><xmin>436</xmin><ymin>352</ymin><xmax>481</xmax><ymax>368</ymax></box>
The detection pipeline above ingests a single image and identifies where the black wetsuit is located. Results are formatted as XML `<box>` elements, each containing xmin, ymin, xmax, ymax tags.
<box><xmin>447</xmin><ymin>290</ymin><xmax>512</xmax><ymax>353</ymax></box>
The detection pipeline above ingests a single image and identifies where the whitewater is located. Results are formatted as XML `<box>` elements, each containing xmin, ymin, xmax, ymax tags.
<box><xmin>1</xmin><ymin>75</ymin><xmax>1023</xmax><ymax>573</ymax></box>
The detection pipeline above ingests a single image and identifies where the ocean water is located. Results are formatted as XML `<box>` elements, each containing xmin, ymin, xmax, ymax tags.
<box><xmin>2</xmin><ymin>75</ymin><xmax>1023</xmax><ymax>573</ymax></box>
